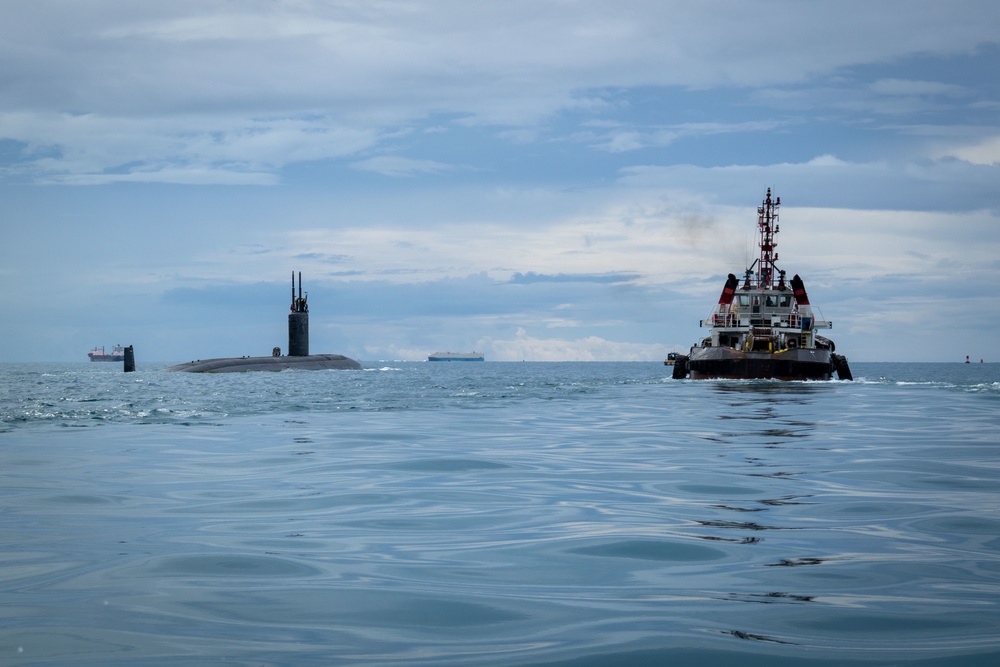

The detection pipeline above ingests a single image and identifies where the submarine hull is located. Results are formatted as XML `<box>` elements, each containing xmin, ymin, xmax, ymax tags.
<box><xmin>165</xmin><ymin>354</ymin><xmax>361</xmax><ymax>373</ymax></box>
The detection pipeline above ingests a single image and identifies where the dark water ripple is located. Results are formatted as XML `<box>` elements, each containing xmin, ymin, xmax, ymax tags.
<box><xmin>0</xmin><ymin>362</ymin><xmax>999</xmax><ymax>665</ymax></box>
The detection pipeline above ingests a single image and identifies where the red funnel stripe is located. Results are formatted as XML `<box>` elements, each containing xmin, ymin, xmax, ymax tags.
<box><xmin>790</xmin><ymin>274</ymin><xmax>810</xmax><ymax>305</ymax></box>
<box><xmin>718</xmin><ymin>274</ymin><xmax>739</xmax><ymax>305</ymax></box>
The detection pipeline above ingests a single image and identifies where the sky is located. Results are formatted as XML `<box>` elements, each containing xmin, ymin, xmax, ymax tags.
<box><xmin>2</xmin><ymin>0</ymin><xmax>999</xmax><ymax>363</ymax></box>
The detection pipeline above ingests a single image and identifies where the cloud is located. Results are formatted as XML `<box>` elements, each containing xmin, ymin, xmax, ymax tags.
<box><xmin>351</xmin><ymin>155</ymin><xmax>457</xmax><ymax>177</ymax></box>
<box><xmin>3</xmin><ymin>2</ymin><xmax>1000</xmax><ymax>183</ymax></box>
<box><xmin>869</xmin><ymin>78</ymin><xmax>967</xmax><ymax>97</ymax></box>
<box><xmin>508</xmin><ymin>272</ymin><xmax>640</xmax><ymax>285</ymax></box>
<box><xmin>805</xmin><ymin>155</ymin><xmax>850</xmax><ymax>167</ymax></box>
<box><xmin>47</xmin><ymin>167</ymin><xmax>279</xmax><ymax>186</ymax></box>
<box><xmin>0</xmin><ymin>111</ymin><xmax>380</xmax><ymax>184</ymax></box>
<box><xmin>584</xmin><ymin>121</ymin><xmax>788</xmax><ymax>154</ymax></box>
<box><xmin>617</xmin><ymin>156</ymin><xmax>1000</xmax><ymax>212</ymax></box>
<box><xmin>486</xmin><ymin>328</ymin><xmax>671</xmax><ymax>362</ymax></box>
<box><xmin>936</xmin><ymin>136</ymin><xmax>1000</xmax><ymax>165</ymax></box>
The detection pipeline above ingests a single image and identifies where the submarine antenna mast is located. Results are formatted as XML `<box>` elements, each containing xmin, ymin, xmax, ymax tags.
<box><xmin>288</xmin><ymin>271</ymin><xmax>309</xmax><ymax>356</ymax></box>
<box><xmin>757</xmin><ymin>188</ymin><xmax>780</xmax><ymax>289</ymax></box>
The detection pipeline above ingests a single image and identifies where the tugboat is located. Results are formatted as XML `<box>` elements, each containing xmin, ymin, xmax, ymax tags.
<box><xmin>672</xmin><ymin>189</ymin><xmax>852</xmax><ymax>381</ymax></box>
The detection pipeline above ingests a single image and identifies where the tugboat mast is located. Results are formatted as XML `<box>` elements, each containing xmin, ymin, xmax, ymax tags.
<box><xmin>756</xmin><ymin>188</ymin><xmax>780</xmax><ymax>289</ymax></box>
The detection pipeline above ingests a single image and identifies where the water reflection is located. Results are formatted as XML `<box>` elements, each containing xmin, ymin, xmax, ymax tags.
<box><xmin>759</xmin><ymin>495</ymin><xmax>814</xmax><ymax>506</ymax></box>
<box><xmin>707</xmin><ymin>381</ymin><xmax>825</xmax><ymax>453</ymax></box>
<box><xmin>724</xmin><ymin>629</ymin><xmax>797</xmax><ymax>644</ymax></box>
<box><xmin>726</xmin><ymin>592</ymin><xmax>816</xmax><ymax>604</ymax></box>
<box><xmin>764</xmin><ymin>557</ymin><xmax>828</xmax><ymax>567</ymax></box>
<box><xmin>696</xmin><ymin>520</ymin><xmax>795</xmax><ymax>531</ymax></box>
<box><xmin>710</xmin><ymin>381</ymin><xmax>834</xmax><ymax>397</ymax></box>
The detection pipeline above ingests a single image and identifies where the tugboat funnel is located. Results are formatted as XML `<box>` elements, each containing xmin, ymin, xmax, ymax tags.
<box><xmin>790</xmin><ymin>274</ymin><xmax>810</xmax><ymax>306</ymax></box>
<box><xmin>718</xmin><ymin>273</ymin><xmax>739</xmax><ymax>305</ymax></box>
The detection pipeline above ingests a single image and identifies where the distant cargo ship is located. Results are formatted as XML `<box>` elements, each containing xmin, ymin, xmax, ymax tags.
<box><xmin>88</xmin><ymin>344</ymin><xmax>126</xmax><ymax>362</ymax></box>
<box><xmin>428</xmin><ymin>351</ymin><xmax>485</xmax><ymax>361</ymax></box>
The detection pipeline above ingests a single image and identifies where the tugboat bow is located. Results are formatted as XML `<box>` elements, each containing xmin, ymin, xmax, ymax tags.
<box><xmin>673</xmin><ymin>189</ymin><xmax>852</xmax><ymax>381</ymax></box>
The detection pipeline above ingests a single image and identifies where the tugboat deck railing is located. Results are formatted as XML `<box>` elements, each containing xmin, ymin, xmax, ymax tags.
<box><xmin>701</xmin><ymin>310</ymin><xmax>832</xmax><ymax>330</ymax></box>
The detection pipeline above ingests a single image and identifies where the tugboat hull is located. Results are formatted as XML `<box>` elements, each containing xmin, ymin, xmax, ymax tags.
<box><xmin>686</xmin><ymin>347</ymin><xmax>833</xmax><ymax>381</ymax></box>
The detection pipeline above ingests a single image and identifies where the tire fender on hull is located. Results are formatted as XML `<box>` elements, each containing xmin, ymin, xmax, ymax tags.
<box><xmin>672</xmin><ymin>355</ymin><xmax>689</xmax><ymax>379</ymax></box>
<box><xmin>831</xmin><ymin>353</ymin><xmax>853</xmax><ymax>381</ymax></box>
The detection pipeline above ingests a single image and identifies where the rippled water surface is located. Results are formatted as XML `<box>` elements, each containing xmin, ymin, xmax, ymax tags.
<box><xmin>2</xmin><ymin>361</ymin><xmax>999</xmax><ymax>665</ymax></box>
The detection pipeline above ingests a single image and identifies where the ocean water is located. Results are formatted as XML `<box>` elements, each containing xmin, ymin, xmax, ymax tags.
<box><xmin>1</xmin><ymin>361</ymin><xmax>999</xmax><ymax>666</ymax></box>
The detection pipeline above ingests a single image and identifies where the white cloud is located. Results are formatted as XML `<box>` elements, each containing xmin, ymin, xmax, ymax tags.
<box><xmin>351</xmin><ymin>155</ymin><xmax>457</xmax><ymax>177</ymax></box>
<box><xmin>2</xmin><ymin>2</ymin><xmax>999</xmax><ymax>182</ymax></box>
<box><xmin>578</xmin><ymin>120</ymin><xmax>794</xmax><ymax>154</ymax></box>
<box><xmin>0</xmin><ymin>111</ymin><xmax>380</xmax><ymax>183</ymax></box>
<box><xmin>805</xmin><ymin>155</ymin><xmax>850</xmax><ymax>167</ymax></box>
<box><xmin>48</xmin><ymin>167</ymin><xmax>278</xmax><ymax>186</ymax></box>
<box><xmin>869</xmin><ymin>78</ymin><xmax>967</xmax><ymax>97</ymax></box>
<box><xmin>487</xmin><ymin>328</ymin><xmax>671</xmax><ymax>362</ymax></box>
<box><xmin>937</xmin><ymin>136</ymin><xmax>1000</xmax><ymax>165</ymax></box>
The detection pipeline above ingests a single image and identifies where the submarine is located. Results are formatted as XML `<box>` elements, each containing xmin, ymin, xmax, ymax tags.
<box><xmin>165</xmin><ymin>272</ymin><xmax>362</xmax><ymax>373</ymax></box>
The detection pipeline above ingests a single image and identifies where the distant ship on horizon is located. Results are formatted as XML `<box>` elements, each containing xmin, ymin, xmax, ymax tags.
<box><xmin>427</xmin><ymin>351</ymin><xmax>485</xmax><ymax>361</ymax></box>
<box><xmin>88</xmin><ymin>344</ymin><xmax>126</xmax><ymax>362</ymax></box>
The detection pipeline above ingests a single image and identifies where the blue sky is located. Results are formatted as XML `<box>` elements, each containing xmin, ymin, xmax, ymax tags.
<box><xmin>2</xmin><ymin>0</ymin><xmax>999</xmax><ymax>363</ymax></box>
